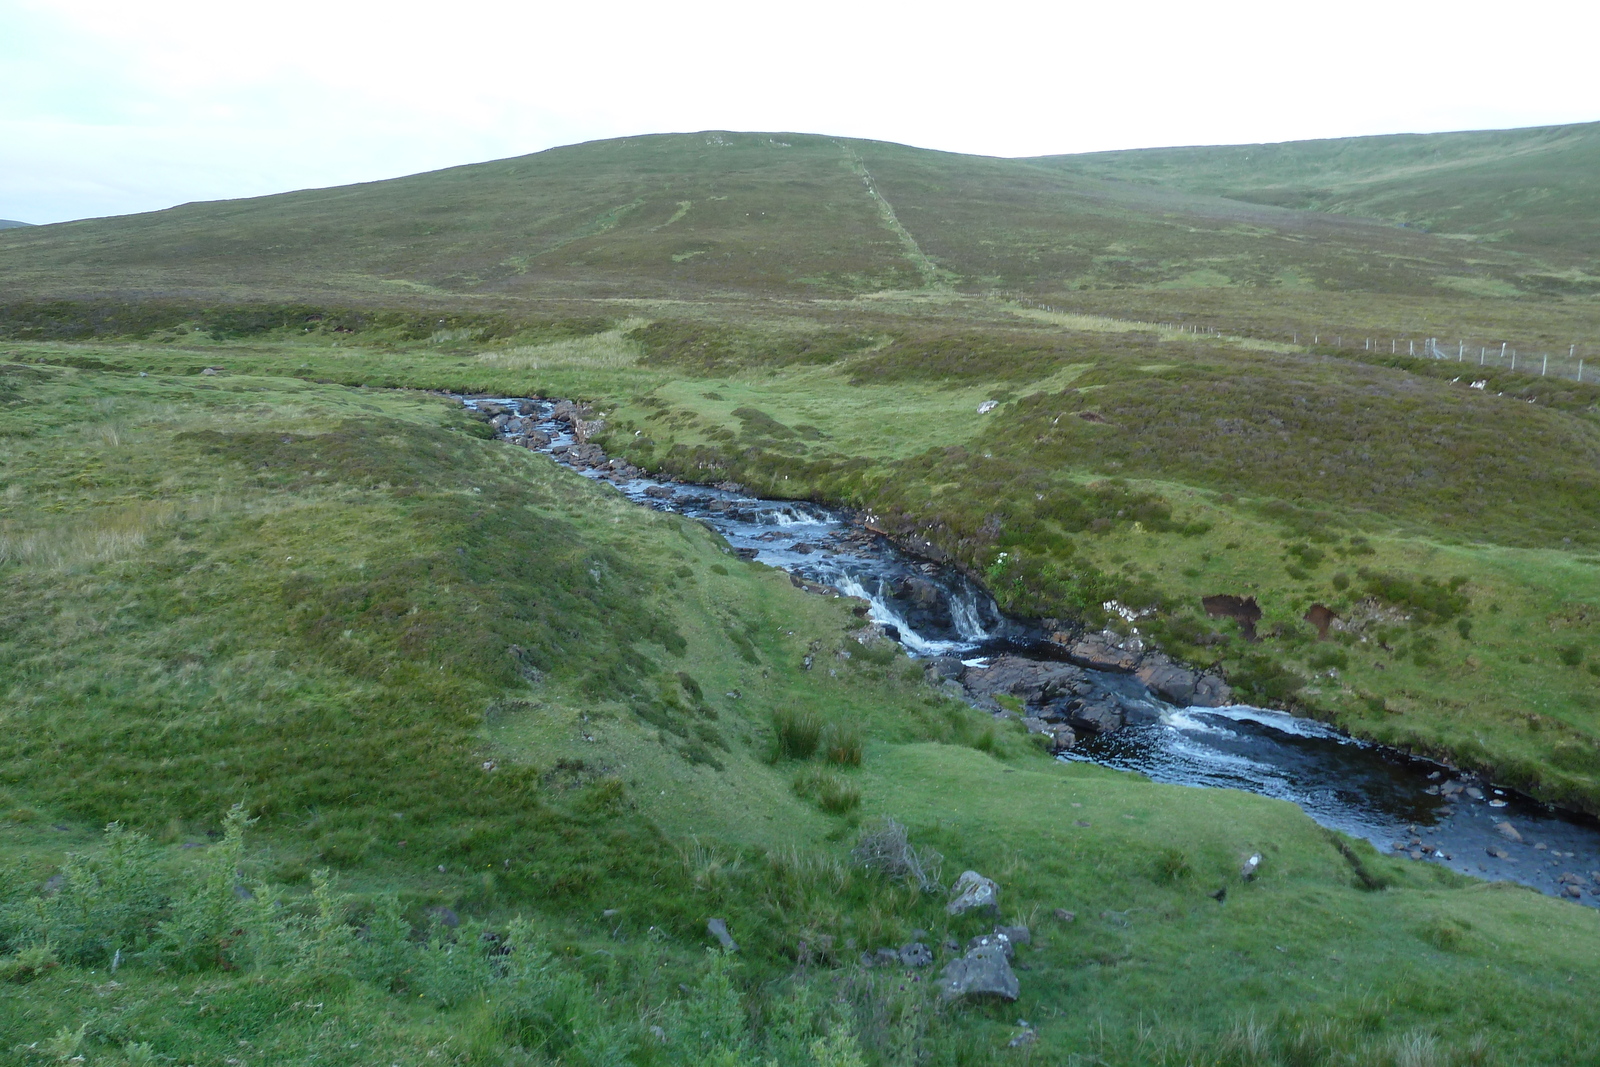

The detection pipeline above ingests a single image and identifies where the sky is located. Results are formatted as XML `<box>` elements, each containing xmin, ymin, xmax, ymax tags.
<box><xmin>4</xmin><ymin>0</ymin><xmax>1599</xmax><ymax>225</ymax></box>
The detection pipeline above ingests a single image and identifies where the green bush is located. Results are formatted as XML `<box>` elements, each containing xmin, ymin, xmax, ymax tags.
<box><xmin>822</xmin><ymin>722</ymin><xmax>864</xmax><ymax>767</ymax></box>
<box><xmin>771</xmin><ymin>708</ymin><xmax>823</xmax><ymax>762</ymax></box>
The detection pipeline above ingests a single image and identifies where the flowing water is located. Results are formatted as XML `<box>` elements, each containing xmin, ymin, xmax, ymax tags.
<box><xmin>466</xmin><ymin>396</ymin><xmax>1600</xmax><ymax>906</ymax></box>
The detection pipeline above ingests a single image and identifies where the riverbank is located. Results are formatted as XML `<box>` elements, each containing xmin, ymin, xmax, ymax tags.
<box><xmin>469</xmin><ymin>393</ymin><xmax>1600</xmax><ymax>907</ymax></box>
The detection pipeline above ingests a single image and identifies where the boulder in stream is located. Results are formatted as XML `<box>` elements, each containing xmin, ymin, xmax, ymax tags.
<box><xmin>1065</xmin><ymin>631</ymin><xmax>1145</xmax><ymax>672</ymax></box>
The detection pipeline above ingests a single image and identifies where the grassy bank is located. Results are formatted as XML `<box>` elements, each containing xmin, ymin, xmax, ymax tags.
<box><xmin>3</xmin><ymin>351</ymin><xmax>1600</xmax><ymax>1063</ymax></box>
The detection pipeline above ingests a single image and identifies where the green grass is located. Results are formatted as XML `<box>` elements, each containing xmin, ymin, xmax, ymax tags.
<box><xmin>4</xmin><ymin>124</ymin><xmax>1600</xmax><ymax>1059</ymax></box>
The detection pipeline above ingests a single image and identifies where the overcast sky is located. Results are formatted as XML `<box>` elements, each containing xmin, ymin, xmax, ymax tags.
<box><xmin>4</xmin><ymin>0</ymin><xmax>1598</xmax><ymax>225</ymax></box>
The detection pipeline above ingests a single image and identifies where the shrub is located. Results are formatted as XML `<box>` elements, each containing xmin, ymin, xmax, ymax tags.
<box><xmin>1558</xmin><ymin>645</ymin><xmax>1585</xmax><ymax>667</ymax></box>
<box><xmin>850</xmin><ymin>817</ymin><xmax>942</xmax><ymax>892</ymax></box>
<box><xmin>793</xmin><ymin>767</ymin><xmax>861</xmax><ymax>815</ymax></box>
<box><xmin>1156</xmin><ymin>848</ymin><xmax>1193</xmax><ymax>882</ymax></box>
<box><xmin>771</xmin><ymin>708</ymin><xmax>823</xmax><ymax>762</ymax></box>
<box><xmin>822</xmin><ymin>722</ymin><xmax>864</xmax><ymax>767</ymax></box>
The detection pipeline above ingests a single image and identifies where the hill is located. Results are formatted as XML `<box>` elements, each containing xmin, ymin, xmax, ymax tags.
<box><xmin>3</xmin><ymin>125</ymin><xmax>1600</xmax><ymax>1063</ymax></box>
<box><xmin>1032</xmin><ymin>121</ymin><xmax>1600</xmax><ymax>261</ymax></box>
<box><xmin>0</xmin><ymin>220</ymin><xmax>30</xmax><ymax>229</ymax></box>
<box><xmin>0</xmin><ymin>130</ymin><xmax>1592</xmax><ymax>305</ymax></box>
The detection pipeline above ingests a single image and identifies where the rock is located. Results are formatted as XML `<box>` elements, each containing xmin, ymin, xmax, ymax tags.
<box><xmin>573</xmin><ymin>418</ymin><xmax>607</xmax><ymax>443</ymax></box>
<box><xmin>550</xmin><ymin>399</ymin><xmax>592</xmax><ymax>424</ymax></box>
<box><xmin>1568</xmin><ymin>885</ymin><xmax>1584</xmax><ymax>898</ymax></box>
<box><xmin>928</xmin><ymin>655</ymin><xmax>967</xmax><ymax>681</ymax></box>
<box><xmin>962</xmin><ymin>656</ymin><xmax>1088</xmax><ymax>705</ymax></box>
<box><xmin>995</xmin><ymin>924</ymin><xmax>1031</xmax><ymax>947</ymax></box>
<box><xmin>872</xmin><ymin>947</ymin><xmax>902</xmax><ymax>967</ymax></box>
<box><xmin>1494</xmin><ymin>821</ymin><xmax>1523</xmax><ymax>843</ymax></box>
<box><xmin>1239</xmin><ymin>853</ymin><xmax>1261</xmax><ymax>880</ymax></box>
<box><xmin>1134</xmin><ymin>653</ymin><xmax>1199</xmax><ymax>705</ymax></box>
<box><xmin>1465</xmin><ymin>787</ymin><xmax>1484</xmax><ymax>800</ymax></box>
<box><xmin>966</xmin><ymin>931</ymin><xmax>1014</xmax><ymax>961</ymax></box>
<box><xmin>1043</xmin><ymin>724</ymin><xmax>1076</xmax><ymax>751</ymax></box>
<box><xmin>1486</xmin><ymin>846</ymin><xmax>1509</xmax><ymax>859</ymax></box>
<box><xmin>1053</xmin><ymin>908</ymin><xmax>1076</xmax><ymax>923</ymax></box>
<box><xmin>521</xmin><ymin>430</ymin><xmax>551</xmax><ymax>449</ymax></box>
<box><xmin>1008</xmin><ymin>1029</ymin><xmax>1038</xmax><ymax>1048</ymax></box>
<box><xmin>1065</xmin><ymin>631</ymin><xmax>1144</xmax><ymax>672</ymax></box>
<box><xmin>643</xmin><ymin>485</ymin><xmax>675</xmax><ymax>499</ymax></box>
<box><xmin>938</xmin><ymin>940</ymin><xmax>1019</xmax><ymax>1002</ymax></box>
<box><xmin>1191</xmin><ymin>674</ymin><xmax>1233</xmax><ymax>708</ymax></box>
<box><xmin>899</xmin><ymin>942</ymin><xmax>934</xmax><ymax>968</ymax></box>
<box><xmin>1064</xmin><ymin>693</ymin><xmax>1124</xmax><ymax>736</ymax></box>
<box><xmin>707</xmin><ymin>917</ymin><xmax>739</xmax><ymax>952</ymax></box>
<box><xmin>477</xmin><ymin>401</ymin><xmax>512</xmax><ymax>417</ymax></box>
<box><xmin>977</xmin><ymin>400</ymin><xmax>999</xmax><ymax>414</ymax></box>
<box><xmin>429</xmin><ymin>906</ymin><xmax>460</xmax><ymax>928</ymax></box>
<box><xmin>491</xmin><ymin>413</ymin><xmax>511</xmax><ymax>429</ymax></box>
<box><xmin>947</xmin><ymin>870</ymin><xmax>1001</xmax><ymax>916</ymax></box>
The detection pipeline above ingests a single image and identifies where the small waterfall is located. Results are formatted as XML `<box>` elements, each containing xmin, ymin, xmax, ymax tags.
<box><xmin>832</xmin><ymin>575</ymin><xmax>974</xmax><ymax>656</ymax></box>
<box><xmin>946</xmin><ymin>586</ymin><xmax>992</xmax><ymax>643</ymax></box>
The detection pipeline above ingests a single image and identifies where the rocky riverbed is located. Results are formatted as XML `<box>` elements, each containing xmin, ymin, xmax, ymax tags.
<box><xmin>461</xmin><ymin>394</ymin><xmax>1600</xmax><ymax>907</ymax></box>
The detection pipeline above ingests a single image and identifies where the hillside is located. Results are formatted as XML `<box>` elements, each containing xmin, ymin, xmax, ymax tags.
<box><xmin>0</xmin><ymin>220</ymin><xmax>28</xmax><ymax>230</ymax></box>
<box><xmin>1033</xmin><ymin>121</ymin><xmax>1600</xmax><ymax>262</ymax></box>
<box><xmin>3</xmin><ymin>125</ymin><xmax>1600</xmax><ymax>1063</ymax></box>
<box><xmin>0</xmin><ymin>131</ymin><xmax>1591</xmax><ymax>305</ymax></box>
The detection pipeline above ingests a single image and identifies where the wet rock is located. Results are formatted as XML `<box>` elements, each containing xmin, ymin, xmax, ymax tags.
<box><xmin>1191</xmin><ymin>674</ymin><xmax>1233</xmax><ymax>708</ymax></box>
<box><xmin>1065</xmin><ymin>631</ymin><xmax>1145</xmax><ymax>672</ymax></box>
<box><xmin>900</xmin><ymin>576</ymin><xmax>942</xmax><ymax>605</ymax></box>
<box><xmin>1064</xmin><ymin>693</ymin><xmax>1124</xmax><ymax>736</ymax></box>
<box><xmin>707</xmin><ymin>917</ymin><xmax>739</xmax><ymax>952</ymax></box>
<box><xmin>928</xmin><ymin>656</ymin><xmax>967</xmax><ymax>681</ymax></box>
<box><xmin>643</xmin><ymin>485</ymin><xmax>675</xmax><ymax>499</ymax></box>
<box><xmin>490</xmin><ymin>413</ymin><xmax>511</xmax><ymax>430</ymax></box>
<box><xmin>550</xmin><ymin>399</ymin><xmax>592</xmax><ymax>424</ymax></box>
<box><xmin>1494</xmin><ymin>821</ymin><xmax>1523</xmax><ymax>843</ymax></box>
<box><xmin>899</xmin><ymin>942</ymin><xmax>934</xmax><ymax>967</ymax></box>
<box><xmin>1465</xmin><ymin>787</ymin><xmax>1484</xmax><ymax>801</ymax></box>
<box><xmin>962</xmin><ymin>655</ymin><xmax>1089</xmax><ymax>704</ymax></box>
<box><xmin>1134</xmin><ymin>653</ymin><xmax>1199</xmax><ymax>706</ymax></box>
<box><xmin>947</xmin><ymin>870</ymin><xmax>1000</xmax><ymax>916</ymax></box>
<box><xmin>938</xmin><ymin>940</ymin><xmax>1019</xmax><ymax>1002</ymax></box>
<box><xmin>1567</xmin><ymin>885</ymin><xmax>1584</xmax><ymax>898</ymax></box>
<box><xmin>566</xmin><ymin>442</ymin><xmax>606</xmax><ymax>467</ymax></box>
<box><xmin>520</xmin><ymin>430</ymin><xmax>551</xmax><ymax>448</ymax></box>
<box><xmin>477</xmin><ymin>401</ymin><xmax>512</xmax><ymax>417</ymax></box>
<box><xmin>1486</xmin><ymin>846</ymin><xmax>1509</xmax><ymax>859</ymax></box>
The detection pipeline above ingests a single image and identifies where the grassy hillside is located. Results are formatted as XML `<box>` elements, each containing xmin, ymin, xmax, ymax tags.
<box><xmin>1033</xmin><ymin>121</ymin><xmax>1600</xmax><ymax>263</ymax></box>
<box><xmin>0</xmin><ymin>131</ymin><xmax>1589</xmax><ymax>304</ymax></box>
<box><xmin>3</xmin><ymin>123</ymin><xmax>1600</xmax><ymax>1061</ymax></box>
<box><xmin>5</xmin><ymin>350</ymin><xmax>1600</xmax><ymax>1066</ymax></box>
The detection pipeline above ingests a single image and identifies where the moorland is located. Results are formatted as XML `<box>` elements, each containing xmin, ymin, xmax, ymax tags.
<box><xmin>1</xmin><ymin>123</ymin><xmax>1599</xmax><ymax>1066</ymax></box>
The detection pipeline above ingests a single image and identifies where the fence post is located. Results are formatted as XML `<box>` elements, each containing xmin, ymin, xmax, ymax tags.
<box><xmin>1581</xmin><ymin>359</ymin><xmax>1586</xmax><ymax>382</ymax></box>
<box><xmin>1391</xmin><ymin>339</ymin><xmax>1396</xmax><ymax>354</ymax></box>
<box><xmin>1458</xmin><ymin>340</ymin><xmax>1464</xmax><ymax>361</ymax></box>
<box><xmin>1480</xmin><ymin>348</ymin><xmax>1486</xmax><ymax>365</ymax></box>
<box><xmin>1542</xmin><ymin>354</ymin><xmax>1548</xmax><ymax>376</ymax></box>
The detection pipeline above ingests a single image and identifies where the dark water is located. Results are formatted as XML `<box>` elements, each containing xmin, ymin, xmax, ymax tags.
<box><xmin>464</xmin><ymin>396</ymin><xmax>1600</xmax><ymax>906</ymax></box>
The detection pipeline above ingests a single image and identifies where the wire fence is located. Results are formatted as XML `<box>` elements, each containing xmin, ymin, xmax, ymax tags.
<box><xmin>1002</xmin><ymin>295</ymin><xmax>1594</xmax><ymax>385</ymax></box>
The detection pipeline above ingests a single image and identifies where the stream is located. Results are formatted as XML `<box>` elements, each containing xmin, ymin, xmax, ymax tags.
<box><xmin>463</xmin><ymin>395</ymin><xmax>1600</xmax><ymax>907</ymax></box>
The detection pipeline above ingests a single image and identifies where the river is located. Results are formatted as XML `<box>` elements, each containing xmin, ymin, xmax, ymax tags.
<box><xmin>463</xmin><ymin>395</ymin><xmax>1600</xmax><ymax>907</ymax></box>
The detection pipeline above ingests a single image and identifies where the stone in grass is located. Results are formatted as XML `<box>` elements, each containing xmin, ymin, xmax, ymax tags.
<box><xmin>995</xmin><ymin>924</ymin><xmax>1031</xmax><ymax>947</ymax></box>
<box><xmin>899</xmin><ymin>942</ymin><xmax>934</xmax><ymax>968</ymax></box>
<box><xmin>1053</xmin><ymin>908</ymin><xmax>1076</xmax><ymax>923</ymax></box>
<box><xmin>947</xmin><ymin>870</ymin><xmax>1000</xmax><ymax>916</ymax></box>
<box><xmin>939</xmin><ymin>940</ymin><xmax>1020</xmax><ymax>1003</ymax></box>
<box><xmin>706</xmin><ymin>917</ymin><xmax>739</xmax><ymax>952</ymax></box>
<box><xmin>1239</xmin><ymin>853</ymin><xmax>1262</xmax><ymax>880</ymax></box>
<box><xmin>966</xmin><ymin>931</ymin><xmax>1015</xmax><ymax>961</ymax></box>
